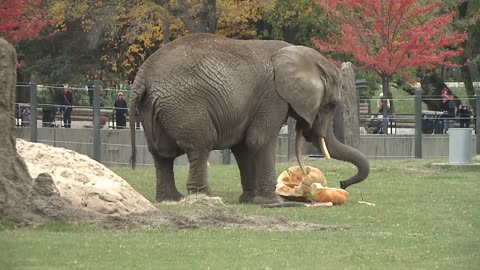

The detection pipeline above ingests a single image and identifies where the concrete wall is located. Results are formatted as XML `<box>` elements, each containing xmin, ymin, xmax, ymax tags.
<box><xmin>16</xmin><ymin>128</ymin><xmax>291</xmax><ymax>167</ymax></box>
<box><xmin>16</xmin><ymin>127</ymin><xmax>476</xmax><ymax>166</ymax></box>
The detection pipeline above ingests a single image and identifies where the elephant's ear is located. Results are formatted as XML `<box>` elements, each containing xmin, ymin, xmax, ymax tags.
<box><xmin>272</xmin><ymin>46</ymin><xmax>340</xmax><ymax>127</ymax></box>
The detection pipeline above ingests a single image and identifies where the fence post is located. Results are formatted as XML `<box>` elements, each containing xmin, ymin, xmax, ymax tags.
<box><xmin>222</xmin><ymin>150</ymin><xmax>231</xmax><ymax>165</ymax></box>
<box><xmin>476</xmin><ymin>89</ymin><xmax>480</xmax><ymax>155</ymax></box>
<box><xmin>93</xmin><ymin>80</ymin><xmax>101</xmax><ymax>162</ymax></box>
<box><xmin>415</xmin><ymin>89</ymin><xmax>422</xmax><ymax>158</ymax></box>
<box><xmin>29</xmin><ymin>78</ymin><xmax>38</xmax><ymax>142</ymax></box>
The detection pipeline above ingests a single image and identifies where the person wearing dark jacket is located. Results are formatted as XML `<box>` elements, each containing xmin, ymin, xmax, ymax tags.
<box><xmin>60</xmin><ymin>84</ymin><xmax>74</xmax><ymax>128</ymax></box>
<box><xmin>457</xmin><ymin>104</ymin><xmax>472</xmax><ymax>128</ymax></box>
<box><xmin>114</xmin><ymin>92</ymin><xmax>128</xmax><ymax>129</ymax></box>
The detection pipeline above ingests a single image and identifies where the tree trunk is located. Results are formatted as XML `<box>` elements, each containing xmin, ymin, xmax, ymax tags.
<box><xmin>0</xmin><ymin>38</ymin><xmax>75</xmax><ymax>222</ymax></box>
<box><xmin>160</xmin><ymin>0</ymin><xmax>217</xmax><ymax>34</ymax></box>
<box><xmin>396</xmin><ymin>71</ymin><xmax>462</xmax><ymax>111</ymax></box>
<box><xmin>206</xmin><ymin>0</ymin><xmax>217</xmax><ymax>33</ymax></box>
<box><xmin>458</xmin><ymin>0</ymin><xmax>477</xmax><ymax>114</ymax></box>
<box><xmin>162</xmin><ymin>16</ymin><xmax>171</xmax><ymax>44</ymax></box>
<box><xmin>340</xmin><ymin>62</ymin><xmax>360</xmax><ymax>149</ymax></box>
<box><xmin>0</xmin><ymin>38</ymin><xmax>34</xmax><ymax>221</ymax></box>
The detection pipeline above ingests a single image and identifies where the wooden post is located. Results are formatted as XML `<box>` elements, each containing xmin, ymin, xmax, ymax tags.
<box><xmin>29</xmin><ymin>78</ymin><xmax>38</xmax><ymax>142</ymax></box>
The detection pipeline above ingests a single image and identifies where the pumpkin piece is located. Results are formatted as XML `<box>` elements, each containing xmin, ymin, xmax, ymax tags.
<box><xmin>310</xmin><ymin>183</ymin><xmax>349</xmax><ymax>205</ymax></box>
<box><xmin>275</xmin><ymin>166</ymin><xmax>328</xmax><ymax>199</ymax></box>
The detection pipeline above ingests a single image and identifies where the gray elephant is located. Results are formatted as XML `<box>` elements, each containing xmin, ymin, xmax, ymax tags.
<box><xmin>129</xmin><ymin>33</ymin><xmax>369</xmax><ymax>204</ymax></box>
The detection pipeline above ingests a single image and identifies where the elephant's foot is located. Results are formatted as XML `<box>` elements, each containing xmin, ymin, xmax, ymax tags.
<box><xmin>239</xmin><ymin>191</ymin><xmax>256</xmax><ymax>204</ymax></box>
<box><xmin>252</xmin><ymin>193</ymin><xmax>282</xmax><ymax>205</ymax></box>
<box><xmin>187</xmin><ymin>186</ymin><xmax>211</xmax><ymax>196</ymax></box>
<box><xmin>155</xmin><ymin>191</ymin><xmax>184</xmax><ymax>203</ymax></box>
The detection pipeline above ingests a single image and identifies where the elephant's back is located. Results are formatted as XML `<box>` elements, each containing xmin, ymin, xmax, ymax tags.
<box><xmin>140</xmin><ymin>34</ymin><xmax>290</xmax><ymax>77</ymax></box>
<box><xmin>134</xmin><ymin>34</ymin><xmax>291</xmax><ymax>149</ymax></box>
<box><xmin>137</xmin><ymin>34</ymin><xmax>288</xmax><ymax>103</ymax></box>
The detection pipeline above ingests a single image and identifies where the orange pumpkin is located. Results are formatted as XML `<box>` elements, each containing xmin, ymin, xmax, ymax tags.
<box><xmin>275</xmin><ymin>166</ymin><xmax>327</xmax><ymax>198</ymax></box>
<box><xmin>310</xmin><ymin>183</ymin><xmax>349</xmax><ymax>205</ymax></box>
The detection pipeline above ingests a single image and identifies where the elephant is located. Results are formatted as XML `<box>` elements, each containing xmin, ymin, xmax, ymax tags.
<box><xmin>129</xmin><ymin>33</ymin><xmax>369</xmax><ymax>204</ymax></box>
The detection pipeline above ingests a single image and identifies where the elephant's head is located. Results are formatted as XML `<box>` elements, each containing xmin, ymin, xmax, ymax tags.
<box><xmin>272</xmin><ymin>46</ymin><xmax>369</xmax><ymax>189</ymax></box>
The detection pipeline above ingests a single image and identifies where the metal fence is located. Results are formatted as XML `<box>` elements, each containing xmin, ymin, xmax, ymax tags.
<box><xmin>14</xmin><ymin>80</ymin><xmax>480</xmax><ymax>165</ymax></box>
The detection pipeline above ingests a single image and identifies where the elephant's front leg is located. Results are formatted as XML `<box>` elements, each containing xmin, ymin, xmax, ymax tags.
<box><xmin>154</xmin><ymin>157</ymin><xmax>183</xmax><ymax>202</ymax></box>
<box><xmin>186</xmin><ymin>150</ymin><xmax>211</xmax><ymax>194</ymax></box>
<box><xmin>251</xmin><ymin>141</ymin><xmax>281</xmax><ymax>204</ymax></box>
<box><xmin>236</xmin><ymin>140</ymin><xmax>280</xmax><ymax>204</ymax></box>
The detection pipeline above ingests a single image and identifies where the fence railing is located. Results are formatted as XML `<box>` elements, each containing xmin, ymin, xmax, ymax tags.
<box><xmin>14</xmin><ymin>79</ymin><xmax>480</xmax><ymax>164</ymax></box>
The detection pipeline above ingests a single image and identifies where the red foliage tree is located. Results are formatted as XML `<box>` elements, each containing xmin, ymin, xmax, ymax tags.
<box><xmin>0</xmin><ymin>0</ymin><xmax>52</xmax><ymax>43</ymax></box>
<box><xmin>312</xmin><ymin>0</ymin><xmax>468</xmax><ymax>118</ymax></box>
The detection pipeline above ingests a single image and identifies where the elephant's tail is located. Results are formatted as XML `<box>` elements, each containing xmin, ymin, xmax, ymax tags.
<box><xmin>129</xmin><ymin>80</ymin><xmax>145</xmax><ymax>170</ymax></box>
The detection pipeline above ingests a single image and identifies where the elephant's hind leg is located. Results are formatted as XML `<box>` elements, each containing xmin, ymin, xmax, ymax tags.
<box><xmin>154</xmin><ymin>157</ymin><xmax>183</xmax><ymax>202</ymax></box>
<box><xmin>232</xmin><ymin>145</ymin><xmax>256</xmax><ymax>203</ymax></box>
<box><xmin>186</xmin><ymin>150</ymin><xmax>211</xmax><ymax>195</ymax></box>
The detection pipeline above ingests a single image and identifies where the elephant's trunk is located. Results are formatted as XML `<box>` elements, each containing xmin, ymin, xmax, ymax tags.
<box><xmin>324</xmin><ymin>129</ymin><xmax>369</xmax><ymax>189</ymax></box>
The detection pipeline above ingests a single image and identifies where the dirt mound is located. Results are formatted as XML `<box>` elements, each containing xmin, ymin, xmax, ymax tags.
<box><xmin>16</xmin><ymin>139</ymin><xmax>156</xmax><ymax>216</ymax></box>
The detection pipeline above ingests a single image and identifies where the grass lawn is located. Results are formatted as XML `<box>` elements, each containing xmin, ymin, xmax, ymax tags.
<box><xmin>1</xmin><ymin>158</ymin><xmax>479</xmax><ymax>269</ymax></box>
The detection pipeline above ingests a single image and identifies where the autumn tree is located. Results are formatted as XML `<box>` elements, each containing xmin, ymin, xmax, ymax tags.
<box><xmin>455</xmin><ymin>0</ymin><xmax>480</xmax><ymax>113</ymax></box>
<box><xmin>0</xmin><ymin>0</ymin><xmax>53</xmax><ymax>43</ymax></box>
<box><xmin>260</xmin><ymin>0</ymin><xmax>327</xmax><ymax>45</ymax></box>
<box><xmin>312</xmin><ymin>0</ymin><xmax>467</xmax><ymax>129</ymax></box>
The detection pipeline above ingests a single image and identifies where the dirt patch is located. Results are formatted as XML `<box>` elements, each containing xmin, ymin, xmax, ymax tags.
<box><xmin>96</xmin><ymin>208</ymin><xmax>350</xmax><ymax>231</ymax></box>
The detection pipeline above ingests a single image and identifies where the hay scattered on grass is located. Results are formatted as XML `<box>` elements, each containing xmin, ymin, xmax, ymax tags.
<box><xmin>162</xmin><ymin>194</ymin><xmax>225</xmax><ymax>207</ymax></box>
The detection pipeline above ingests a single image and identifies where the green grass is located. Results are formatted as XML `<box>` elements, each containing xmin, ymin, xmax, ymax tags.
<box><xmin>1</xmin><ymin>159</ymin><xmax>479</xmax><ymax>270</ymax></box>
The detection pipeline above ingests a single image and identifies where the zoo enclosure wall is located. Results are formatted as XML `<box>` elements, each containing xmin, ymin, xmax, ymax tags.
<box><xmin>14</xmin><ymin>81</ymin><xmax>480</xmax><ymax>165</ymax></box>
<box><xmin>15</xmin><ymin>126</ymin><xmax>477</xmax><ymax>167</ymax></box>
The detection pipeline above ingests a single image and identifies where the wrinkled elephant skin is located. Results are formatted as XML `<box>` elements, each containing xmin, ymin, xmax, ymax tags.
<box><xmin>129</xmin><ymin>33</ymin><xmax>369</xmax><ymax>204</ymax></box>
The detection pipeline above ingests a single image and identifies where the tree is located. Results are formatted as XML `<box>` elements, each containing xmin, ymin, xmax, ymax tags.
<box><xmin>455</xmin><ymin>0</ymin><xmax>480</xmax><ymax>114</ymax></box>
<box><xmin>260</xmin><ymin>0</ymin><xmax>327</xmax><ymax>45</ymax></box>
<box><xmin>312</xmin><ymin>0</ymin><xmax>467</xmax><ymax>132</ymax></box>
<box><xmin>0</xmin><ymin>0</ymin><xmax>53</xmax><ymax>43</ymax></box>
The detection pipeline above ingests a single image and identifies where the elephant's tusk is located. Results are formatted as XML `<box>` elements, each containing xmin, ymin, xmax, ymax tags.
<box><xmin>295</xmin><ymin>128</ymin><xmax>307</xmax><ymax>175</ymax></box>
<box><xmin>320</xmin><ymin>137</ymin><xmax>331</xmax><ymax>160</ymax></box>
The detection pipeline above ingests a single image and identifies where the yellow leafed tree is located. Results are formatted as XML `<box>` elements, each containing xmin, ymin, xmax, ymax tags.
<box><xmin>44</xmin><ymin>0</ymin><xmax>264</xmax><ymax>82</ymax></box>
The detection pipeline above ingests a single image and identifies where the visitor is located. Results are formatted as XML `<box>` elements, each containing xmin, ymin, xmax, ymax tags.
<box><xmin>21</xmin><ymin>107</ymin><xmax>31</xmax><ymax>127</ymax></box>
<box><xmin>457</xmin><ymin>104</ymin><xmax>472</xmax><ymax>128</ymax></box>
<box><xmin>114</xmin><ymin>92</ymin><xmax>128</xmax><ymax>129</ymax></box>
<box><xmin>376</xmin><ymin>93</ymin><xmax>391</xmax><ymax>113</ymax></box>
<box><xmin>440</xmin><ymin>87</ymin><xmax>455</xmax><ymax>133</ymax></box>
<box><xmin>59</xmin><ymin>84</ymin><xmax>74</xmax><ymax>128</ymax></box>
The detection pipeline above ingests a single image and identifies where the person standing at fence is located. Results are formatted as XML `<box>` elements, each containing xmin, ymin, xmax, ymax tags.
<box><xmin>457</xmin><ymin>103</ymin><xmax>472</xmax><ymax>128</ymax></box>
<box><xmin>376</xmin><ymin>93</ymin><xmax>391</xmax><ymax>113</ymax></box>
<box><xmin>114</xmin><ymin>92</ymin><xmax>128</xmax><ymax>129</ymax></box>
<box><xmin>440</xmin><ymin>86</ymin><xmax>455</xmax><ymax>133</ymax></box>
<box><xmin>60</xmin><ymin>83</ymin><xmax>74</xmax><ymax>128</ymax></box>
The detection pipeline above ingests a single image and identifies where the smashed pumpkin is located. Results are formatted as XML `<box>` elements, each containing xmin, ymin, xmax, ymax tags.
<box><xmin>275</xmin><ymin>166</ymin><xmax>349</xmax><ymax>205</ymax></box>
